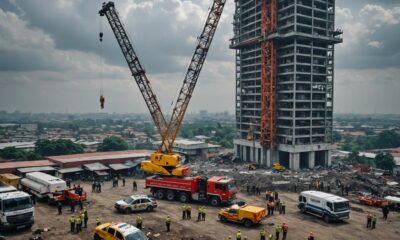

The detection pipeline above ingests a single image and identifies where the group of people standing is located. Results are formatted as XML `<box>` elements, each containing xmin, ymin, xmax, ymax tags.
<box><xmin>91</xmin><ymin>181</ymin><xmax>102</xmax><ymax>193</ymax></box>
<box><xmin>266</xmin><ymin>191</ymin><xmax>286</xmax><ymax>216</ymax></box>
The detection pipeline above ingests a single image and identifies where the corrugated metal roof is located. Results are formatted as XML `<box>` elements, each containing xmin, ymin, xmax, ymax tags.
<box><xmin>48</xmin><ymin>150</ymin><xmax>152</xmax><ymax>163</ymax></box>
<box><xmin>57</xmin><ymin>167</ymin><xmax>83</xmax><ymax>174</ymax></box>
<box><xmin>17</xmin><ymin>166</ymin><xmax>56</xmax><ymax>173</ymax></box>
<box><xmin>0</xmin><ymin>160</ymin><xmax>56</xmax><ymax>169</ymax></box>
<box><xmin>83</xmin><ymin>162</ymin><xmax>109</xmax><ymax>171</ymax></box>
<box><xmin>108</xmin><ymin>164</ymin><xmax>131</xmax><ymax>171</ymax></box>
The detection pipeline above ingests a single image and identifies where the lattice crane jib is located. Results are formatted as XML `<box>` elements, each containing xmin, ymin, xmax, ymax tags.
<box><xmin>100</xmin><ymin>1</ymin><xmax>226</xmax><ymax>176</ymax></box>
<box><xmin>161</xmin><ymin>0</ymin><xmax>226</xmax><ymax>154</ymax></box>
<box><xmin>99</xmin><ymin>2</ymin><xmax>169</xmax><ymax>147</ymax></box>
<box><xmin>260</xmin><ymin>0</ymin><xmax>277</xmax><ymax>148</ymax></box>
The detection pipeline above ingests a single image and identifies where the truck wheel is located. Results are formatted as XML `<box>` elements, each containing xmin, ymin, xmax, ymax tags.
<box><xmin>93</xmin><ymin>233</ymin><xmax>102</xmax><ymax>240</ymax></box>
<box><xmin>125</xmin><ymin>208</ymin><xmax>132</xmax><ymax>214</ymax></box>
<box><xmin>323</xmin><ymin>215</ymin><xmax>330</xmax><ymax>223</ymax></box>
<box><xmin>155</xmin><ymin>189</ymin><xmax>165</xmax><ymax>199</ymax></box>
<box><xmin>210</xmin><ymin>197</ymin><xmax>220</xmax><ymax>206</ymax></box>
<box><xmin>243</xmin><ymin>219</ymin><xmax>253</xmax><ymax>228</ymax></box>
<box><xmin>147</xmin><ymin>205</ymin><xmax>154</xmax><ymax>212</ymax></box>
<box><xmin>179</xmin><ymin>192</ymin><xmax>189</xmax><ymax>203</ymax></box>
<box><xmin>166</xmin><ymin>190</ymin><xmax>175</xmax><ymax>201</ymax></box>
<box><xmin>219</xmin><ymin>215</ymin><xmax>227</xmax><ymax>223</ymax></box>
<box><xmin>300</xmin><ymin>206</ymin><xmax>306</xmax><ymax>214</ymax></box>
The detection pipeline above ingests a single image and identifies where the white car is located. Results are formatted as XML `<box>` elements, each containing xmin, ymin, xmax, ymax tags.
<box><xmin>115</xmin><ymin>195</ymin><xmax>157</xmax><ymax>213</ymax></box>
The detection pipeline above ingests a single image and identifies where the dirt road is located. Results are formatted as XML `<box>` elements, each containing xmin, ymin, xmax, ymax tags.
<box><xmin>3</xmin><ymin>179</ymin><xmax>399</xmax><ymax>240</ymax></box>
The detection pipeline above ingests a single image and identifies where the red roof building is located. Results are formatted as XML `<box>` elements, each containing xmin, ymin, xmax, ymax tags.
<box><xmin>0</xmin><ymin>160</ymin><xmax>57</xmax><ymax>174</ymax></box>
<box><xmin>47</xmin><ymin>150</ymin><xmax>152</xmax><ymax>168</ymax></box>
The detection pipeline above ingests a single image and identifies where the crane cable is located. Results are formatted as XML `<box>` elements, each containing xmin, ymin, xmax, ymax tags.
<box><xmin>99</xmin><ymin>16</ymin><xmax>105</xmax><ymax>109</ymax></box>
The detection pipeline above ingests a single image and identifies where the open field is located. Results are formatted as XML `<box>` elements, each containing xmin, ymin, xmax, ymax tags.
<box><xmin>2</xmin><ymin>179</ymin><xmax>400</xmax><ymax>240</ymax></box>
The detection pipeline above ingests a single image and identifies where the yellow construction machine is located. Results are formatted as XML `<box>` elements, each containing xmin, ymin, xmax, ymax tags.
<box><xmin>100</xmin><ymin>1</ymin><xmax>227</xmax><ymax>177</ymax></box>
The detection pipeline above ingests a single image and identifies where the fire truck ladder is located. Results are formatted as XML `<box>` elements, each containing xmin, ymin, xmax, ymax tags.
<box><xmin>260</xmin><ymin>0</ymin><xmax>277</xmax><ymax>148</ymax></box>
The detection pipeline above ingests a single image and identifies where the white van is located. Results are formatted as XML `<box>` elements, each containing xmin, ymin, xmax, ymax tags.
<box><xmin>298</xmin><ymin>191</ymin><xmax>350</xmax><ymax>222</ymax></box>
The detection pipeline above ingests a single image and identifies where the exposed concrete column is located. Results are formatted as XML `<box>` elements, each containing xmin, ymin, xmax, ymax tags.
<box><xmin>326</xmin><ymin>150</ymin><xmax>332</xmax><ymax>167</ymax></box>
<box><xmin>290</xmin><ymin>152</ymin><xmax>300</xmax><ymax>170</ymax></box>
<box><xmin>265</xmin><ymin>148</ymin><xmax>271</xmax><ymax>167</ymax></box>
<box><xmin>309</xmin><ymin>151</ymin><xmax>315</xmax><ymax>169</ymax></box>
<box><xmin>243</xmin><ymin>146</ymin><xmax>247</xmax><ymax>162</ymax></box>
<box><xmin>234</xmin><ymin>144</ymin><xmax>238</xmax><ymax>158</ymax></box>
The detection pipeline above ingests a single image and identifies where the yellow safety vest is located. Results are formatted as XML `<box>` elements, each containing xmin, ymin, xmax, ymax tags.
<box><xmin>260</xmin><ymin>230</ymin><xmax>266</xmax><ymax>236</ymax></box>
<box><xmin>165</xmin><ymin>217</ymin><xmax>171</xmax><ymax>224</ymax></box>
<box><xmin>69</xmin><ymin>217</ymin><xmax>75</xmax><ymax>223</ymax></box>
<box><xmin>136</xmin><ymin>216</ymin><xmax>142</xmax><ymax>224</ymax></box>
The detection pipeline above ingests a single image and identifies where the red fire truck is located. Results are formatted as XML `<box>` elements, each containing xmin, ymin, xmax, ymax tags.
<box><xmin>145</xmin><ymin>176</ymin><xmax>237</xmax><ymax>206</ymax></box>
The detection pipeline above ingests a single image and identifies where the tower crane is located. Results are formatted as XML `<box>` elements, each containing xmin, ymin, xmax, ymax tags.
<box><xmin>99</xmin><ymin>0</ymin><xmax>226</xmax><ymax>176</ymax></box>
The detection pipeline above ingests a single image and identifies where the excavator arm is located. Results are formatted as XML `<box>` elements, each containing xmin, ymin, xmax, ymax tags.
<box><xmin>99</xmin><ymin>2</ymin><xmax>169</xmax><ymax>144</ymax></box>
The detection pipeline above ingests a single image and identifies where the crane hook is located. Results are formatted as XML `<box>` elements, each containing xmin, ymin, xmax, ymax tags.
<box><xmin>100</xmin><ymin>95</ymin><xmax>105</xmax><ymax>109</ymax></box>
<box><xmin>99</xmin><ymin>32</ymin><xmax>103</xmax><ymax>42</ymax></box>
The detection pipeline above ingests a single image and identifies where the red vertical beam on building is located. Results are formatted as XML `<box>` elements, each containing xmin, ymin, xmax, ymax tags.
<box><xmin>260</xmin><ymin>0</ymin><xmax>277</xmax><ymax>147</ymax></box>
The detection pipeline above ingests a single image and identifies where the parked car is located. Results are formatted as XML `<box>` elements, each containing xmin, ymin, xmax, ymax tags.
<box><xmin>94</xmin><ymin>222</ymin><xmax>148</xmax><ymax>240</ymax></box>
<box><xmin>115</xmin><ymin>195</ymin><xmax>157</xmax><ymax>213</ymax></box>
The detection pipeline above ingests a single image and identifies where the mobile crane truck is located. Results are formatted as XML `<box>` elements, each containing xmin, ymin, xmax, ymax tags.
<box><xmin>100</xmin><ymin>0</ymin><xmax>236</xmax><ymax>206</ymax></box>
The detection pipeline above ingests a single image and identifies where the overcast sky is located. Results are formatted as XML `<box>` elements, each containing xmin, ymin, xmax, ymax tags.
<box><xmin>0</xmin><ymin>0</ymin><xmax>399</xmax><ymax>114</ymax></box>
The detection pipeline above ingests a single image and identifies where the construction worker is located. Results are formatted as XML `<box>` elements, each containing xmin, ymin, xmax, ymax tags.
<box><xmin>201</xmin><ymin>206</ymin><xmax>206</xmax><ymax>221</ymax></box>
<box><xmin>371</xmin><ymin>214</ymin><xmax>377</xmax><ymax>229</ymax></box>
<box><xmin>260</xmin><ymin>228</ymin><xmax>267</xmax><ymax>240</ymax></box>
<box><xmin>197</xmin><ymin>206</ymin><xmax>202</xmax><ymax>221</ymax></box>
<box><xmin>57</xmin><ymin>201</ymin><xmax>62</xmax><ymax>215</ymax></box>
<box><xmin>187</xmin><ymin>205</ymin><xmax>192</xmax><ymax>219</ymax></box>
<box><xmin>308</xmin><ymin>232</ymin><xmax>314</xmax><ymax>240</ymax></box>
<box><xmin>366</xmin><ymin>212</ymin><xmax>372</xmax><ymax>228</ymax></box>
<box><xmin>281</xmin><ymin>201</ymin><xmax>286</xmax><ymax>214</ymax></box>
<box><xmin>80</xmin><ymin>212</ymin><xmax>85</xmax><ymax>229</ymax></box>
<box><xmin>275</xmin><ymin>224</ymin><xmax>281</xmax><ymax>240</ymax></box>
<box><xmin>75</xmin><ymin>215</ymin><xmax>81</xmax><ymax>233</ymax></box>
<box><xmin>282</xmin><ymin>222</ymin><xmax>289</xmax><ymax>240</ymax></box>
<box><xmin>133</xmin><ymin>180</ymin><xmax>137</xmax><ymax>191</ymax></box>
<box><xmin>182</xmin><ymin>204</ymin><xmax>187</xmax><ymax>220</ymax></box>
<box><xmin>268</xmin><ymin>233</ymin><xmax>273</xmax><ymax>240</ymax></box>
<box><xmin>165</xmin><ymin>215</ymin><xmax>171</xmax><ymax>232</ymax></box>
<box><xmin>78</xmin><ymin>196</ymin><xmax>83</xmax><ymax>210</ymax></box>
<box><xmin>83</xmin><ymin>208</ymin><xmax>89</xmax><ymax>228</ymax></box>
<box><xmin>69</xmin><ymin>215</ymin><xmax>75</xmax><ymax>233</ymax></box>
<box><xmin>236</xmin><ymin>230</ymin><xmax>241</xmax><ymax>240</ymax></box>
<box><xmin>136</xmin><ymin>215</ymin><xmax>143</xmax><ymax>229</ymax></box>
<box><xmin>96</xmin><ymin>217</ymin><xmax>101</xmax><ymax>226</ymax></box>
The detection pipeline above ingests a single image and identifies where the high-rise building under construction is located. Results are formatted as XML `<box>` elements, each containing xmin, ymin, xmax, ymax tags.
<box><xmin>230</xmin><ymin>0</ymin><xmax>342</xmax><ymax>169</ymax></box>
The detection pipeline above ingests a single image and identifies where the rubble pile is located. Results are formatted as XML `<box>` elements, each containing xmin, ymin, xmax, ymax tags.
<box><xmin>188</xmin><ymin>161</ymin><xmax>400</xmax><ymax>198</ymax></box>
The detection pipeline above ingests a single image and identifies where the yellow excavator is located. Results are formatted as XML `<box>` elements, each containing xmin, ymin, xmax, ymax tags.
<box><xmin>100</xmin><ymin>0</ymin><xmax>227</xmax><ymax>177</ymax></box>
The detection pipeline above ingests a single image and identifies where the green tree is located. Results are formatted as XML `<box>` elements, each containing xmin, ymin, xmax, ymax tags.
<box><xmin>97</xmin><ymin>136</ymin><xmax>128</xmax><ymax>152</ymax></box>
<box><xmin>35</xmin><ymin>139</ymin><xmax>84</xmax><ymax>156</ymax></box>
<box><xmin>0</xmin><ymin>147</ymin><xmax>42</xmax><ymax>161</ymax></box>
<box><xmin>374</xmin><ymin>130</ymin><xmax>400</xmax><ymax>149</ymax></box>
<box><xmin>375</xmin><ymin>152</ymin><xmax>395</xmax><ymax>171</ymax></box>
<box><xmin>333</xmin><ymin>131</ymin><xmax>342</xmax><ymax>142</ymax></box>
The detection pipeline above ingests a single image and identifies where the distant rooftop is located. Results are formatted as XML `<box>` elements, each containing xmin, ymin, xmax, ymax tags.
<box><xmin>0</xmin><ymin>160</ymin><xmax>56</xmax><ymax>169</ymax></box>
<box><xmin>83</xmin><ymin>162</ymin><xmax>109</xmax><ymax>171</ymax></box>
<box><xmin>48</xmin><ymin>150</ymin><xmax>152</xmax><ymax>163</ymax></box>
<box><xmin>0</xmin><ymin>142</ymin><xmax>35</xmax><ymax>150</ymax></box>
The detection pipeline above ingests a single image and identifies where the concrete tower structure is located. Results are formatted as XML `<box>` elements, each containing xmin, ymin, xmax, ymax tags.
<box><xmin>230</xmin><ymin>0</ymin><xmax>342</xmax><ymax>170</ymax></box>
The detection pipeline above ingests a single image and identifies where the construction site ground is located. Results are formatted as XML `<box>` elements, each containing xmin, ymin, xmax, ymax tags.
<box><xmin>3</xmin><ymin>179</ymin><xmax>400</xmax><ymax>240</ymax></box>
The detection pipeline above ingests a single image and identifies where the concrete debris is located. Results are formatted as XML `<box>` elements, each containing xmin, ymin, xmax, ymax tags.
<box><xmin>188</xmin><ymin>161</ymin><xmax>400</xmax><ymax>199</ymax></box>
